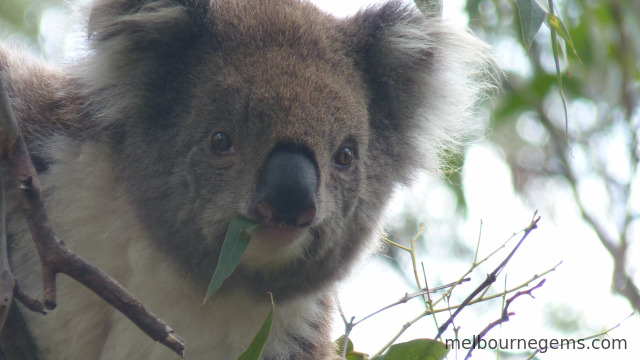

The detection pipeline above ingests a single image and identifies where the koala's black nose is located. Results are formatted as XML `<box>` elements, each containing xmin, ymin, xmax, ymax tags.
<box><xmin>256</xmin><ymin>147</ymin><xmax>318</xmax><ymax>227</ymax></box>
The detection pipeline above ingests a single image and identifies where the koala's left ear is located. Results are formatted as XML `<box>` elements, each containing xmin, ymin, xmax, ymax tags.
<box><xmin>341</xmin><ymin>1</ymin><xmax>496</xmax><ymax>176</ymax></box>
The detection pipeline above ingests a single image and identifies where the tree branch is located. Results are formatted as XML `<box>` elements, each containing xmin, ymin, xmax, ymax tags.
<box><xmin>436</xmin><ymin>212</ymin><xmax>541</xmax><ymax>339</ymax></box>
<box><xmin>505</xmin><ymin>67</ymin><xmax>640</xmax><ymax>313</ymax></box>
<box><xmin>464</xmin><ymin>279</ymin><xmax>546</xmax><ymax>360</ymax></box>
<box><xmin>534</xmin><ymin>94</ymin><xmax>640</xmax><ymax>313</ymax></box>
<box><xmin>0</xmin><ymin>76</ymin><xmax>185</xmax><ymax>356</ymax></box>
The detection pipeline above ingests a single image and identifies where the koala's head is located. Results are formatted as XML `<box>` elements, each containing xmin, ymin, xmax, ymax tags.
<box><xmin>80</xmin><ymin>0</ymin><xmax>493</xmax><ymax>298</ymax></box>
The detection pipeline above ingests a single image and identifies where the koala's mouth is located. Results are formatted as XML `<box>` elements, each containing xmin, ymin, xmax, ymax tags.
<box><xmin>250</xmin><ymin>224</ymin><xmax>309</xmax><ymax>248</ymax></box>
<box><xmin>241</xmin><ymin>222</ymin><xmax>312</xmax><ymax>270</ymax></box>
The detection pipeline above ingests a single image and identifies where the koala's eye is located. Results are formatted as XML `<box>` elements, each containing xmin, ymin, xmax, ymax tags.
<box><xmin>209</xmin><ymin>132</ymin><xmax>234</xmax><ymax>153</ymax></box>
<box><xmin>333</xmin><ymin>147</ymin><xmax>354</xmax><ymax>167</ymax></box>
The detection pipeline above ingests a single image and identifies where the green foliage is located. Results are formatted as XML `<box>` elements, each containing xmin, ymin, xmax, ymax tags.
<box><xmin>201</xmin><ymin>216</ymin><xmax>273</xmax><ymax>360</ymax></box>
<box><xmin>236</xmin><ymin>293</ymin><xmax>274</xmax><ymax>360</ymax></box>
<box><xmin>337</xmin><ymin>216</ymin><xmax>557</xmax><ymax>360</ymax></box>
<box><xmin>468</xmin><ymin>0</ymin><xmax>640</xmax><ymax>317</ymax></box>
<box><xmin>336</xmin><ymin>336</ymin><xmax>370</xmax><ymax>360</ymax></box>
<box><xmin>0</xmin><ymin>0</ymin><xmax>57</xmax><ymax>43</ymax></box>
<box><xmin>546</xmin><ymin>12</ymin><xmax>579</xmax><ymax>62</ymax></box>
<box><xmin>336</xmin><ymin>337</ymin><xmax>448</xmax><ymax>360</ymax></box>
<box><xmin>203</xmin><ymin>216</ymin><xmax>261</xmax><ymax>303</ymax></box>
<box><xmin>371</xmin><ymin>339</ymin><xmax>448</xmax><ymax>360</ymax></box>
<box><xmin>515</xmin><ymin>0</ymin><xmax>545</xmax><ymax>53</ymax></box>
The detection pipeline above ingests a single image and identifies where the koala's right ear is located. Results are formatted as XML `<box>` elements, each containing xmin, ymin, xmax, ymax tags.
<box><xmin>87</xmin><ymin>0</ymin><xmax>207</xmax><ymax>52</ymax></box>
<box><xmin>341</xmin><ymin>1</ymin><xmax>495</xmax><ymax>178</ymax></box>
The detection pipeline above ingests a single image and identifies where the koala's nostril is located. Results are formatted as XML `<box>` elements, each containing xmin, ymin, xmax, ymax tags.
<box><xmin>257</xmin><ymin>201</ymin><xmax>276</xmax><ymax>223</ymax></box>
<box><xmin>296</xmin><ymin>207</ymin><xmax>316</xmax><ymax>227</ymax></box>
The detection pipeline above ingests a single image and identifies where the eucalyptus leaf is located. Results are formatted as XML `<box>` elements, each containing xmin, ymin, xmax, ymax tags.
<box><xmin>203</xmin><ymin>216</ymin><xmax>261</xmax><ymax>303</ymax></box>
<box><xmin>335</xmin><ymin>336</ymin><xmax>355</xmax><ymax>355</ymax></box>
<box><xmin>516</xmin><ymin>0</ymin><xmax>546</xmax><ymax>54</ymax></box>
<box><xmin>372</xmin><ymin>339</ymin><xmax>448</xmax><ymax>360</ymax></box>
<box><xmin>547</xmin><ymin>13</ymin><xmax>581</xmax><ymax>62</ymax></box>
<box><xmin>335</xmin><ymin>336</ymin><xmax>370</xmax><ymax>360</ymax></box>
<box><xmin>236</xmin><ymin>293</ymin><xmax>275</xmax><ymax>360</ymax></box>
<box><xmin>346</xmin><ymin>353</ymin><xmax>369</xmax><ymax>360</ymax></box>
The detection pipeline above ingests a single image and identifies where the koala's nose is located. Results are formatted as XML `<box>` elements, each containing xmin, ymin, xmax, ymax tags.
<box><xmin>256</xmin><ymin>147</ymin><xmax>318</xmax><ymax>227</ymax></box>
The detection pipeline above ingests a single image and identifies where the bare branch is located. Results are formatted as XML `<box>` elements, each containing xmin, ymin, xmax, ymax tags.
<box><xmin>532</xmin><ymin>94</ymin><xmax>640</xmax><ymax>313</ymax></box>
<box><xmin>505</xmin><ymin>39</ymin><xmax>640</xmax><ymax>312</ymax></box>
<box><xmin>464</xmin><ymin>279</ymin><xmax>546</xmax><ymax>360</ymax></box>
<box><xmin>525</xmin><ymin>312</ymin><xmax>636</xmax><ymax>359</ymax></box>
<box><xmin>0</xmin><ymin>76</ymin><xmax>185</xmax><ymax>356</ymax></box>
<box><xmin>336</xmin><ymin>299</ymin><xmax>355</xmax><ymax>360</ymax></box>
<box><xmin>13</xmin><ymin>283</ymin><xmax>45</xmax><ymax>315</ymax></box>
<box><xmin>435</xmin><ymin>212</ymin><xmax>541</xmax><ymax>339</ymax></box>
<box><xmin>353</xmin><ymin>278</ymin><xmax>470</xmax><ymax>328</ymax></box>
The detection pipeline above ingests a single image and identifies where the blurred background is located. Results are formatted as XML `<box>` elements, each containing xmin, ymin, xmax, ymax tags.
<box><xmin>1</xmin><ymin>0</ymin><xmax>638</xmax><ymax>359</ymax></box>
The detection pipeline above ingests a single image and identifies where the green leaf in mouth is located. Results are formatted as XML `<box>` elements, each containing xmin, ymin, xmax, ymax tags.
<box><xmin>202</xmin><ymin>216</ymin><xmax>261</xmax><ymax>304</ymax></box>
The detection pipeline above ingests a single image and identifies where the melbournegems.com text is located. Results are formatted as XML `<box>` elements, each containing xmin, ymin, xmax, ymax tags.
<box><xmin>445</xmin><ymin>336</ymin><xmax>628</xmax><ymax>353</ymax></box>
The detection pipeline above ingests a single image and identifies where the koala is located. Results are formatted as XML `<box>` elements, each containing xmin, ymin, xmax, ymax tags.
<box><xmin>0</xmin><ymin>0</ymin><xmax>494</xmax><ymax>359</ymax></box>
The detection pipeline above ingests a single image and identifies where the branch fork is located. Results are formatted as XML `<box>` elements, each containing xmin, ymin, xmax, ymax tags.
<box><xmin>0</xmin><ymin>77</ymin><xmax>185</xmax><ymax>356</ymax></box>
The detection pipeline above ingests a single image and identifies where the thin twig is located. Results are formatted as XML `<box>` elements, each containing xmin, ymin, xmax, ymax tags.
<box><xmin>437</xmin><ymin>262</ymin><xmax>560</xmax><ymax>315</ymax></box>
<box><xmin>423</xmin><ymin>262</ymin><xmax>440</xmax><ymax>331</ymax></box>
<box><xmin>431</xmin><ymin>219</ymin><xmax>524</xmax><ymax>311</ymax></box>
<box><xmin>353</xmin><ymin>278</ymin><xmax>470</xmax><ymax>328</ymax></box>
<box><xmin>336</xmin><ymin>299</ymin><xmax>355</xmax><ymax>359</ymax></box>
<box><xmin>464</xmin><ymin>279</ymin><xmax>546</xmax><ymax>360</ymax></box>
<box><xmin>372</xmin><ymin>222</ymin><xmax>557</xmax><ymax>358</ymax></box>
<box><xmin>525</xmin><ymin>312</ymin><xmax>636</xmax><ymax>359</ymax></box>
<box><xmin>436</xmin><ymin>212</ymin><xmax>541</xmax><ymax>340</ymax></box>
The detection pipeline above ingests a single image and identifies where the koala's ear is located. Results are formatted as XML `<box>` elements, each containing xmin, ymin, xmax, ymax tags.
<box><xmin>342</xmin><ymin>1</ymin><xmax>496</xmax><ymax>175</ymax></box>
<box><xmin>87</xmin><ymin>0</ymin><xmax>207</xmax><ymax>50</ymax></box>
<box><xmin>81</xmin><ymin>0</ymin><xmax>210</xmax><ymax>128</ymax></box>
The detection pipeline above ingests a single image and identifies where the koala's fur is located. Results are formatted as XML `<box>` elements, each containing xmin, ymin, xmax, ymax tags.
<box><xmin>0</xmin><ymin>0</ymin><xmax>494</xmax><ymax>359</ymax></box>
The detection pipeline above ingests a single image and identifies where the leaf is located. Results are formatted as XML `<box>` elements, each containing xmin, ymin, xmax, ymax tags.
<box><xmin>237</xmin><ymin>293</ymin><xmax>275</xmax><ymax>360</ymax></box>
<box><xmin>547</xmin><ymin>3</ymin><xmax>572</xmax><ymax>153</ymax></box>
<box><xmin>547</xmin><ymin>13</ymin><xmax>581</xmax><ymax>62</ymax></box>
<box><xmin>203</xmin><ymin>216</ymin><xmax>261</xmax><ymax>303</ymax></box>
<box><xmin>335</xmin><ymin>336</ymin><xmax>355</xmax><ymax>355</ymax></box>
<box><xmin>372</xmin><ymin>339</ymin><xmax>448</xmax><ymax>360</ymax></box>
<box><xmin>346</xmin><ymin>352</ymin><xmax>370</xmax><ymax>360</ymax></box>
<box><xmin>335</xmin><ymin>336</ymin><xmax>370</xmax><ymax>360</ymax></box>
<box><xmin>516</xmin><ymin>0</ymin><xmax>546</xmax><ymax>54</ymax></box>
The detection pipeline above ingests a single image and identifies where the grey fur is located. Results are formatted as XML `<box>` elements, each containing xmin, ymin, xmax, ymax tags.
<box><xmin>0</xmin><ymin>0</ymin><xmax>495</xmax><ymax>358</ymax></box>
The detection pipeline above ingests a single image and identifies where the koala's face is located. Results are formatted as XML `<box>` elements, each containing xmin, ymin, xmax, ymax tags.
<box><xmin>182</xmin><ymin>47</ymin><xmax>371</xmax><ymax>274</ymax></box>
<box><xmin>99</xmin><ymin>1</ymin><xmax>380</xmax><ymax>299</ymax></box>
<box><xmin>85</xmin><ymin>0</ymin><xmax>492</xmax><ymax>298</ymax></box>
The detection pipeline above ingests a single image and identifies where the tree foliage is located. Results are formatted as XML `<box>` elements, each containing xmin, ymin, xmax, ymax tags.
<box><xmin>466</xmin><ymin>0</ymin><xmax>639</xmax><ymax>313</ymax></box>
